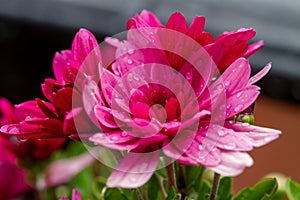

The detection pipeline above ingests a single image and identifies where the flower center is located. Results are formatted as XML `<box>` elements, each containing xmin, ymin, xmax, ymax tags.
<box><xmin>129</xmin><ymin>84</ymin><xmax>181</xmax><ymax>122</ymax></box>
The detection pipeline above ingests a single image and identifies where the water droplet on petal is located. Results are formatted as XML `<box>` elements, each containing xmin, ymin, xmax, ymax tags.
<box><xmin>224</xmin><ymin>142</ymin><xmax>236</xmax><ymax>150</ymax></box>
<box><xmin>127</xmin><ymin>73</ymin><xmax>133</xmax><ymax>81</ymax></box>
<box><xmin>236</xmin><ymin>92</ymin><xmax>243</xmax><ymax>98</ymax></box>
<box><xmin>216</xmin><ymin>83</ymin><xmax>224</xmax><ymax>91</ymax></box>
<box><xmin>217</xmin><ymin>129</ymin><xmax>227</xmax><ymax>136</ymax></box>
<box><xmin>234</xmin><ymin>104</ymin><xmax>244</xmax><ymax>112</ymax></box>
<box><xmin>121</xmin><ymin>132</ymin><xmax>128</xmax><ymax>137</ymax></box>
<box><xmin>93</xmin><ymin>133</ymin><xmax>104</xmax><ymax>140</ymax></box>
<box><xmin>226</xmin><ymin>104</ymin><xmax>231</xmax><ymax>110</ymax></box>
<box><xmin>127</xmin><ymin>59</ymin><xmax>133</xmax><ymax>64</ymax></box>
<box><xmin>264</xmin><ymin>136</ymin><xmax>275</xmax><ymax>143</ymax></box>
<box><xmin>224</xmin><ymin>81</ymin><xmax>230</xmax><ymax>86</ymax></box>
<box><xmin>241</xmin><ymin>122</ymin><xmax>250</xmax><ymax>127</ymax></box>
<box><xmin>130</xmin><ymin>177</ymin><xmax>137</xmax><ymax>182</ymax></box>
<box><xmin>111</xmin><ymin>136</ymin><xmax>119</xmax><ymax>141</ymax></box>
<box><xmin>185</xmin><ymin>72</ymin><xmax>192</xmax><ymax>81</ymax></box>
<box><xmin>128</xmin><ymin>49</ymin><xmax>134</xmax><ymax>54</ymax></box>
<box><xmin>198</xmin><ymin>145</ymin><xmax>203</xmax><ymax>151</ymax></box>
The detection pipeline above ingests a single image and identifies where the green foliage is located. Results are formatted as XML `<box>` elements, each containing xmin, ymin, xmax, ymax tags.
<box><xmin>197</xmin><ymin>181</ymin><xmax>211</xmax><ymax>200</ymax></box>
<box><xmin>286</xmin><ymin>178</ymin><xmax>300</xmax><ymax>200</ymax></box>
<box><xmin>234</xmin><ymin>178</ymin><xmax>278</xmax><ymax>200</ymax></box>
<box><xmin>216</xmin><ymin>177</ymin><xmax>232</xmax><ymax>200</ymax></box>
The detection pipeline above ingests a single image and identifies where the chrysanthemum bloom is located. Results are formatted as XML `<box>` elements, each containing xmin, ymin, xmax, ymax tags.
<box><xmin>84</xmin><ymin>19</ymin><xmax>281</xmax><ymax>188</ymax></box>
<box><xmin>127</xmin><ymin>10</ymin><xmax>264</xmax><ymax>73</ymax></box>
<box><xmin>0</xmin><ymin>98</ymin><xmax>31</xmax><ymax>199</ymax></box>
<box><xmin>0</xmin><ymin>29</ymin><xmax>101</xmax><ymax>140</ymax></box>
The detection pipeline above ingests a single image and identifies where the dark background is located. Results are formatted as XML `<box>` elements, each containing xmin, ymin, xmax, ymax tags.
<box><xmin>0</xmin><ymin>0</ymin><xmax>299</xmax><ymax>191</ymax></box>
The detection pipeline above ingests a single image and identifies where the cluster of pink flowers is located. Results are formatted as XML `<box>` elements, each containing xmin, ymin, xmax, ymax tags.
<box><xmin>0</xmin><ymin>9</ymin><xmax>280</xmax><ymax>192</ymax></box>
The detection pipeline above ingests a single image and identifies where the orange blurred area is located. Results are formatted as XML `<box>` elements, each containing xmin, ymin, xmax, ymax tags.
<box><xmin>234</xmin><ymin>95</ymin><xmax>300</xmax><ymax>192</ymax></box>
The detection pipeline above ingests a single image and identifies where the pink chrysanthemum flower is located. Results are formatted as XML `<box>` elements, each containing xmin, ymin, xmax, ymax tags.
<box><xmin>0</xmin><ymin>98</ymin><xmax>31</xmax><ymax>199</ymax></box>
<box><xmin>84</xmin><ymin>11</ymin><xmax>281</xmax><ymax>188</ymax></box>
<box><xmin>0</xmin><ymin>29</ymin><xmax>101</xmax><ymax>140</ymax></box>
<box><xmin>127</xmin><ymin>10</ymin><xmax>263</xmax><ymax>72</ymax></box>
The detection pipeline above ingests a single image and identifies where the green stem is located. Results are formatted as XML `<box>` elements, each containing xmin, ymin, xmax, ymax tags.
<box><xmin>157</xmin><ymin>174</ymin><xmax>167</xmax><ymax>199</ymax></box>
<box><xmin>164</xmin><ymin>157</ymin><xmax>178</xmax><ymax>191</ymax></box>
<box><xmin>136</xmin><ymin>188</ymin><xmax>145</xmax><ymax>200</ymax></box>
<box><xmin>209</xmin><ymin>173</ymin><xmax>221</xmax><ymax>200</ymax></box>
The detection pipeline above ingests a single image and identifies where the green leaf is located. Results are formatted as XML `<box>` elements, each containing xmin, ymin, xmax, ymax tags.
<box><xmin>147</xmin><ymin>175</ymin><xmax>160</xmax><ymax>200</ymax></box>
<box><xmin>286</xmin><ymin>178</ymin><xmax>300</xmax><ymax>200</ymax></box>
<box><xmin>197</xmin><ymin>181</ymin><xmax>211</xmax><ymax>200</ymax></box>
<box><xmin>92</xmin><ymin>177</ymin><xmax>106</xmax><ymax>199</ymax></box>
<box><xmin>166</xmin><ymin>187</ymin><xmax>177</xmax><ymax>200</ymax></box>
<box><xmin>216</xmin><ymin>177</ymin><xmax>232</xmax><ymax>200</ymax></box>
<box><xmin>234</xmin><ymin>178</ymin><xmax>278</xmax><ymax>200</ymax></box>
<box><xmin>104</xmin><ymin>188</ymin><xmax>128</xmax><ymax>200</ymax></box>
<box><xmin>185</xmin><ymin>165</ymin><xmax>205</xmax><ymax>190</ymax></box>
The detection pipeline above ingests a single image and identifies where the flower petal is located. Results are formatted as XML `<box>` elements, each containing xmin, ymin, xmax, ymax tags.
<box><xmin>244</xmin><ymin>40</ymin><xmax>264</xmax><ymax>58</ymax></box>
<box><xmin>248</xmin><ymin>62</ymin><xmax>272</xmax><ymax>85</ymax></box>
<box><xmin>107</xmin><ymin>150</ymin><xmax>159</xmax><ymax>188</ymax></box>
<box><xmin>208</xmin><ymin>151</ymin><xmax>253</xmax><ymax>176</ymax></box>
<box><xmin>225</xmin><ymin>121</ymin><xmax>281</xmax><ymax>147</ymax></box>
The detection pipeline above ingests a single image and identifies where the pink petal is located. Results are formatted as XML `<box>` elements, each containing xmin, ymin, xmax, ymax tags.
<box><xmin>215</xmin><ymin>28</ymin><xmax>256</xmax><ymax>45</ymax></box>
<box><xmin>100</xmin><ymin>69</ymin><xmax>119</xmax><ymax>106</ymax></box>
<box><xmin>106</xmin><ymin>150</ymin><xmax>159</xmax><ymax>188</ymax></box>
<box><xmin>53</xmin><ymin>87</ymin><xmax>73</xmax><ymax>117</ymax></box>
<box><xmin>45</xmin><ymin>152</ymin><xmax>95</xmax><ymax>187</ymax></box>
<box><xmin>204</xmin><ymin>43</ymin><xmax>224</xmax><ymax>67</ymax></box>
<box><xmin>72</xmin><ymin>189</ymin><xmax>82</xmax><ymax>200</ymax></box>
<box><xmin>225</xmin><ymin>121</ymin><xmax>281</xmax><ymax>147</ymax></box>
<box><xmin>94</xmin><ymin>105</ymin><xmax>118</xmax><ymax>128</ymax></box>
<box><xmin>72</xmin><ymin>29</ymin><xmax>101</xmax><ymax>76</ymax></box>
<box><xmin>0</xmin><ymin>98</ymin><xmax>16</xmax><ymax>125</ymax></box>
<box><xmin>139</xmin><ymin>10</ymin><xmax>162</xmax><ymax>27</ymax></box>
<box><xmin>15</xmin><ymin>100</ymin><xmax>47</xmax><ymax>121</ymax></box>
<box><xmin>244</xmin><ymin>40</ymin><xmax>264</xmax><ymax>58</ymax></box>
<box><xmin>187</xmin><ymin>16</ymin><xmax>205</xmax><ymax>40</ymax></box>
<box><xmin>52</xmin><ymin>50</ymin><xmax>73</xmax><ymax>83</ymax></box>
<box><xmin>225</xmin><ymin>85</ymin><xmax>260</xmax><ymax>118</ymax></box>
<box><xmin>82</xmin><ymin>78</ymin><xmax>103</xmax><ymax>126</ymax></box>
<box><xmin>205</xmin><ymin>124</ymin><xmax>253</xmax><ymax>151</ymax></box>
<box><xmin>248</xmin><ymin>62</ymin><xmax>272</xmax><ymax>85</ymax></box>
<box><xmin>89</xmin><ymin>132</ymin><xmax>138</xmax><ymax>151</ymax></box>
<box><xmin>216</xmin><ymin>58</ymin><xmax>251</xmax><ymax>94</ymax></box>
<box><xmin>208</xmin><ymin>151</ymin><xmax>253</xmax><ymax>176</ymax></box>
<box><xmin>166</xmin><ymin>12</ymin><xmax>188</xmax><ymax>33</ymax></box>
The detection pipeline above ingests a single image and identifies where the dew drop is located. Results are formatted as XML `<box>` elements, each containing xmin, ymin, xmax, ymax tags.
<box><xmin>127</xmin><ymin>58</ymin><xmax>133</xmax><ymax>64</ymax></box>
<box><xmin>236</xmin><ymin>92</ymin><xmax>243</xmax><ymax>98</ymax></box>
<box><xmin>93</xmin><ymin>133</ymin><xmax>104</xmax><ymax>140</ymax></box>
<box><xmin>241</xmin><ymin>122</ymin><xmax>250</xmax><ymax>127</ymax></box>
<box><xmin>139</xmin><ymin>162</ymin><xmax>148</xmax><ymax>172</ymax></box>
<box><xmin>264</xmin><ymin>136</ymin><xmax>274</xmax><ymax>143</ymax></box>
<box><xmin>217</xmin><ymin>129</ymin><xmax>227</xmax><ymax>136</ymax></box>
<box><xmin>198</xmin><ymin>145</ymin><xmax>204</xmax><ymax>151</ymax></box>
<box><xmin>130</xmin><ymin>177</ymin><xmax>137</xmax><ymax>182</ymax></box>
<box><xmin>185</xmin><ymin>72</ymin><xmax>192</xmax><ymax>81</ymax></box>
<box><xmin>133</xmin><ymin>75</ymin><xmax>140</xmax><ymax>81</ymax></box>
<box><xmin>121</xmin><ymin>132</ymin><xmax>128</xmax><ymax>137</ymax></box>
<box><xmin>224</xmin><ymin>142</ymin><xmax>236</xmax><ymax>150</ymax></box>
<box><xmin>234</xmin><ymin>104</ymin><xmax>244</xmax><ymax>112</ymax></box>
<box><xmin>226</xmin><ymin>104</ymin><xmax>231</xmax><ymax>109</ymax></box>
<box><xmin>111</xmin><ymin>136</ymin><xmax>119</xmax><ymax>141</ymax></box>
<box><xmin>127</xmin><ymin>73</ymin><xmax>133</xmax><ymax>81</ymax></box>
<box><xmin>128</xmin><ymin>49</ymin><xmax>134</xmax><ymax>55</ymax></box>
<box><xmin>216</xmin><ymin>83</ymin><xmax>224</xmax><ymax>91</ymax></box>
<box><xmin>224</xmin><ymin>81</ymin><xmax>230</xmax><ymax>86</ymax></box>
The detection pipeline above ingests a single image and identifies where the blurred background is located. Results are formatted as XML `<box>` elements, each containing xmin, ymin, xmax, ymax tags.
<box><xmin>0</xmin><ymin>0</ymin><xmax>299</xmax><ymax>192</ymax></box>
